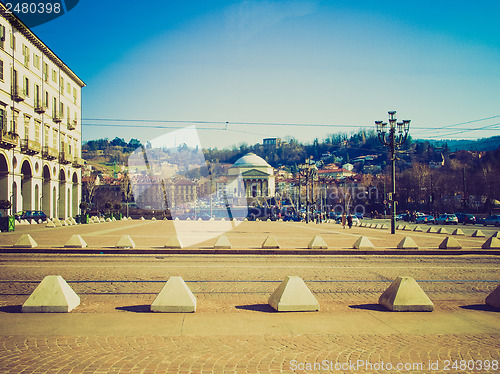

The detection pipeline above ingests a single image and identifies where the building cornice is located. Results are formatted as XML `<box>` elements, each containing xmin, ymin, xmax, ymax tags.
<box><xmin>0</xmin><ymin>3</ymin><xmax>86</xmax><ymax>88</ymax></box>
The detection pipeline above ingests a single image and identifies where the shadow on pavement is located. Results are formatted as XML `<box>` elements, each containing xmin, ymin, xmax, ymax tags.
<box><xmin>459</xmin><ymin>304</ymin><xmax>499</xmax><ymax>312</ymax></box>
<box><xmin>235</xmin><ymin>304</ymin><xmax>276</xmax><ymax>313</ymax></box>
<box><xmin>115</xmin><ymin>305</ymin><xmax>151</xmax><ymax>313</ymax></box>
<box><xmin>348</xmin><ymin>303</ymin><xmax>388</xmax><ymax>312</ymax></box>
<box><xmin>0</xmin><ymin>305</ymin><xmax>22</xmax><ymax>313</ymax></box>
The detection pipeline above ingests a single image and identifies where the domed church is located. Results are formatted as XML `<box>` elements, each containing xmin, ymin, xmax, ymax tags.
<box><xmin>228</xmin><ymin>153</ymin><xmax>275</xmax><ymax>198</ymax></box>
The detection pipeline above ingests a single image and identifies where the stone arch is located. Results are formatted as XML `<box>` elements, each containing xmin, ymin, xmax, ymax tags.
<box><xmin>59</xmin><ymin>169</ymin><xmax>66</xmax><ymax>219</ymax></box>
<box><xmin>42</xmin><ymin>165</ymin><xmax>51</xmax><ymax>216</ymax></box>
<box><xmin>72</xmin><ymin>172</ymin><xmax>79</xmax><ymax>216</ymax></box>
<box><xmin>21</xmin><ymin>160</ymin><xmax>33</xmax><ymax>211</ymax></box>
<box><xmin>0</xmin><ymin>152</ymin><xmax>9</xmax><ymax>203</ymax></box>
<box><xmin>12</xmin><ymin>182</ymin><xmax>18</xmax><ymax>213</ymax></box>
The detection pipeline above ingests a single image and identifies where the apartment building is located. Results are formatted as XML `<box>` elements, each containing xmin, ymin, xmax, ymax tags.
<box><xmin>0</xmin><ymin>5</ymin><xmax>85</xmax><ymax>219</ymax></box>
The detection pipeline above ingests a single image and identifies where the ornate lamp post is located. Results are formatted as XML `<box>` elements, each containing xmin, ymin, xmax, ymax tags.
<box><xmin>298</xmin><ymin>158</ymin><xmax>317</xmax><ymax>223</ymax></box>
<box><xmin>375</xmin><ymin>111</ymin><xmax>410</xmax><ymax>234</ymax></box>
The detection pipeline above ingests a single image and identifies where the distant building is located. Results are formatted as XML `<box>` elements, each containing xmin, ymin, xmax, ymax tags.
<box><xmin>0</xmin><ymin>5</ymin><xmax>85</xmax><ymax>218</ymax></box>
<box><xmin>263</xmin><ymin>137</ymin><xmax>281</xmax><ymax>147</ymax></box>
<box><xmin>342</xmin><ymin>163</ymin><xmax>354</xmax><ymax>171</ymax></box>
<box><xmin>429</xmin><ymin>154</ymin><xmax>445</xmax><ymax>169</ymax></box>
<box><xmin>317</xmin><ymin>167</ymin><xmax>355</xmax><ymax>179</ymax></box>
<box><xmin>228</xmin><ymin>152</ymin><xmax>275</xmax><ymax>197</ymax></box>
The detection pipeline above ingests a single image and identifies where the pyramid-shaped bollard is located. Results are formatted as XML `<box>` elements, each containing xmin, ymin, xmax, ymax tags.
<box><xmin>439</xmin><ymin>237</ymin><xmax>462</xmax><ymax>249</ymax></box>
<box><xmin>46</xmin><ymin>220</ymin><xmax>56</xmax><ymax>228</ymax></box>
<box><xmin>115</xmin><ymin>235</ymin><xmax>135</xmax><ymax>249</ymax></box>
<box><xmin>22</xmin><ymin>275</ymin><xmax>80</xmax><ymax>313</ymax></box>
<box><xmin>485</xmin><ymin>284</ymin><xmax>500</xmax><ymax>309</ymax></box>
<box><xmin>403</xmin><ymin>225</ymin><xmax>412</xmax><ymax>231</ymax></box>
<box><xmin>427</xmin><ymin>227</ymin><xmax>438</xmax><ymax>233</ymax></box>
<box><xmin>308</xmin><ymin>235</ymin><xmax>328</xmax><ymax>249</ymax></box>
<box><xmin>262</xmin><ymin>235</ymin><xmax>280</xmax><ymax>249</ymax></box>
<box><xmin>268</xmin><ymin>276</ymin><xmax>319</xmax><ymax>312</ymax></box>
<box><xmin>99</xmin><ymin>217</ymin><xmax>105</xmax><ymax>223</ymax></box>
<box><xmin>52</xmin><ymin>218</ymin><xmax>62</xmax><ymax>227</ymax></box>
<box><xmin>482</xmin><ymin>236</ymin><xmax>500</xmax><ymax>249</ymax></box>
<box><xmin>471</xmin><ymin>230</ymin><xmax>485</xmax><ymax>237</ymax></box>
<box><xmin>14</xmin><ymin>234</ymin><xmax>37</xmax><ymax>248</ymax></box>
<box><xmin>436</xmin><ymin>227</ymin><xmax>448</xmax><ymax>234</ymax></box>
<box><xmin>413</xmin><ymin>226</ymin><xmax>423</xmax><ymax>232</ymax></box>
<box><xmin>151</xmin><ymin>217</ymin><xmax>156</xmax><ymax>221</ymax></box>
<box><xmin>379</xmin><ymin>276</ymin><xmax>433</xmax><ymax>312</ymax></box>
<box><xmin>452</xmin><ymin>228</ymin><xmax>465</xmax><ymax>236</ymax></box>
<box><xmin>150</xmin><ymin>276</ymin><xmax>196</xmax><ymax>312</ymax></box>
<box><xmin>396</xmin><ymin>225</ymin><xmax>404</xmax><ymax>230</ymax></box>
<box><xmin>164</xmin><ymin>236</ymin><xmax>183</xmax><ymax>249</ymax></box>
<box><xmin>105</xmin><ymin>218</ymin><xmax>112</xmax><ymax>222</ymax></box>
<box><xmin>140</xmin><ymin>217</ymin><xmax>145</xmax><ymax>221</ymax></box>
<box><xmin>491</xmin><ymin>231</ymin><xmax>499</xmax><ymax>238</ymax></box>
<box><xmin>64</xmin><ymin>235</ymin><xmax>87</xmax><ymax>248</ymax></box>
<box><xmin>397</xmin><ymin>237</ymin><xmax>419</xmax><ymax>249</ymax></box>
<box><xmin>352</xmin><ymin>236</ymin><xmax>375</xmax><ymax>249</ymax></box>
<box><xmin>214</xmin><ymin>235</ymin><xmax>232</xmax><ymax>249</ymax></box>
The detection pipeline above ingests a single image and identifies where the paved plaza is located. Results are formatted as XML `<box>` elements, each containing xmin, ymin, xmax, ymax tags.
<box><xmin>0</xmin><ymin>220</ymin><xmax>499</xmax><ymax>373</ymax></box>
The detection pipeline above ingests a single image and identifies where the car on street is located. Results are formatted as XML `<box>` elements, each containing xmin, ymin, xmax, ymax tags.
<box><xmin>454</xmin><ymin>213</ymin><xmax>477</xmax><ymax>225</ymax></box>
<box><xmin>435</xmin><ymin>213</ymin><xmax>458</xmax><ymax>225</ymax></box>
<box><xmin>415</xmin><ymin>215</ymin><xmax>435</xmax><ymax>224</ymax></box>
<box><xmin>15</xmin><ymin>210</ymin><xmax>47</xmax><ymax>222</ymax></box>
<box><xmin>483</xmin><ymin>215</ymin><xmax>500</xmax><ymax>227</ymax></box>
<box><xmin>396</xmin><ymin>213</ymin><xmax>409</xmax><ymax>221</ymax></box>
<box><xmin>354</xmin><ymin>212</ymin><xmax>363</xmax><ymax>220</ymax></box>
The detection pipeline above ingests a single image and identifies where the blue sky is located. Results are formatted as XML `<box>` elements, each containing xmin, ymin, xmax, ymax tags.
<box><xmin>32</xmin><ymin>0</ymin><xmax>500</xmax><ymax>149</ymax></box>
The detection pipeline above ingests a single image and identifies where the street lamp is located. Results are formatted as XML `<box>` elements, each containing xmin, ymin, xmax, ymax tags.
<box><xmin>298</xmin><ymin>157</ymin><xmax>317</xmax><ymax>223</ymax></box>
<box><xmin>375</xmin><ymin>111</ymin><xmax>410</xmax><ymax>234</ymax></box>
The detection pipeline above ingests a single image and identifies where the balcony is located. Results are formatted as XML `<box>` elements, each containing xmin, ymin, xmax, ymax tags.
<box><xmin>34</xmin><ymin>102</ymin><xmax>47</xmax><ymax>114</ymax></box>
<box><xmin>42</xmin><ymin>145</ymin><xmax>58</xmax><ymax>160</ymax></box>
<box><xmin>52</xmin><ymin>112</ymin><xmax>62</xmax><ymax>123</ymax></box>
<box><xmin>0</xmin><ymin>130</ymin><xmax>18</xmax><ymax>149</ymax></box>
<box><xmin>67</xmin><ymin>120</ymin><xmax>77</xmax><ymax>131</ymax></box>
<box><xmin>72</xmin><ymin>157</ymin><xmax>84</xmax><ymax>168</ymax></box>
<box><xmin>59</xmin><ymin>150</ymin><xmax>74</xmax><ymax>164</ymax></box>
<box><xmin>20</xmin><ymin>139</ymin><xmax>41</xmax><ymax>155</ymax></box>
<box><xmin>11</xmin><ymin>85</ymin><xmax>26</xmax><ymax>102</ymax></box>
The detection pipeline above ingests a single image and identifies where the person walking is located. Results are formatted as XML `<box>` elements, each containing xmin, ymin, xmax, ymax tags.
<box><xmin>341</xmin><ymin>212</ymin><xmax>346</xmax><ymax>229</ymax></box>
<box><xmin>347</xmin><ymin>214</ymin><xmax>353</xmax><ymax>229</ymax></box>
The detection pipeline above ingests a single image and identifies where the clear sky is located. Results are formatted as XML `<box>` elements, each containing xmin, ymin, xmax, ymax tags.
<box><xmin>32</xmin><ymin>0</ymin><xmax>500</xmax><ymax>149</ymax></box>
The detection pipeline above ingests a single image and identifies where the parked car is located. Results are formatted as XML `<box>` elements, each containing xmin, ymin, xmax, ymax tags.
<box><xmin>396</xmin><ymin>214</ymin><xmax>408</xmax><ymax>221</ymax></box>
<box><xmin>15</xmin><ymin>210</ymin><xmax>47</xmax><ymax>222</ymax></box>
<box><xmin>454</xmin><ymin>213</ymin><xmax>476</xmax><ymax>225</ymax></box>
<box><xmin>435</xmin><ymin>213</ymin><xmax>458</xmax><ymax>225</ymax></box>
<box><xmin>354</xmin><ymin>212</ymin><xmax>363</xmax><ymax>220</ymax></box>
<box><xmin>416</xmin><ymin>215</ymin><xmax>435</xmax><ymax>224</ymax></box>
<box><xmin>483</xmin><ymin>215</ymin><xmax>500</xmax><ymax>227</ymax></box>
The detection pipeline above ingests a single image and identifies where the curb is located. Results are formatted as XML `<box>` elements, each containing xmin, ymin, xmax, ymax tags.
<box><xmin>1</xmin><ymin>247</ymin><xmax>499</xmax><ymax>256</ymax></box>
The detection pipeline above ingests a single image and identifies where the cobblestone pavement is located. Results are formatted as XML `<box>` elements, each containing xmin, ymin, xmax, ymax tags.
<box><xmin>1</xmin><ymin>334</ymin><xmax>499</xmax><ymax>374</ymax></box>
<box><xmin>0</xmin><ymin>253</ymin><xmax>499</xmax><ymax>373</ymax></box>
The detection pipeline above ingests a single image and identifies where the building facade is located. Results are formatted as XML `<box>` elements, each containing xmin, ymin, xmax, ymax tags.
<box><xmin>0</xmin><ymin>5</ymin><xmax>85</xmax><ymax>218</ymax></box>
<box><xmin>228</xmin><ymin>153</ymin><xmax>275</xmax><ymax>198</ymax></box>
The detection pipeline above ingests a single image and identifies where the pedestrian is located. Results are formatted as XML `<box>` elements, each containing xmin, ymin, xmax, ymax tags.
<box><xmin>347</xmin><ymin>214</ymin><xmax>353</xmax><ymax>229</ymax></box>
<box><xmin>341</xmin><ymin>212</ymin><xmax>346</xmax><ymax>229</ymax></box>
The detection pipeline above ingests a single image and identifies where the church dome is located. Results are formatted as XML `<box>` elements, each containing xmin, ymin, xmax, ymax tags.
<box><xmin>233</xmin><ymin>153</ymin><xmax>271</xmax><ymax>168</ymax></box>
